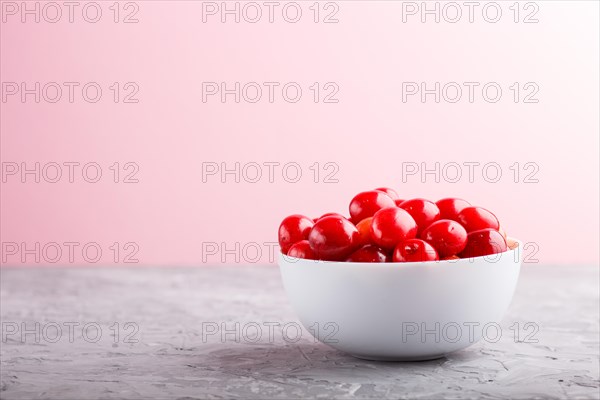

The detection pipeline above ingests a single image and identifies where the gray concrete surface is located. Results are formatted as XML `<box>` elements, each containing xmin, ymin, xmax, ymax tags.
<box><xmin>1</xmin><ymin>265</ymin><xmax>598</xmax><ymax>399</ymax></box>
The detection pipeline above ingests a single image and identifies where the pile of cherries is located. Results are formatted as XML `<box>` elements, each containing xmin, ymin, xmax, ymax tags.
<box><xmin>278</xmin><ymin>188</ymin><xmax>515</xmax><ymax>262</ymax></box>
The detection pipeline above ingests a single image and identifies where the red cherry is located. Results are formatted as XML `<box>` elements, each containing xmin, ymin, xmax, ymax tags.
<box><xmin>374</xmin><ymin>187</ymin><xmax>400</xmax><ymax>200</ymax></box>
<box><xmin>346</xmin><ymin>244</ymin><xmax>391</xmax><ymax>262</ymax></box>
<box><xmin>287</xmin><ymin>240</ymin><xmax>316</xmax><ymax>260</ymax></box>
<box><xmin>436</xmin><ymin>198</ymin><xmax>471</xmax><ymax>221</ymax></box>
<box><xmin>498</xmin><ymin>226</ymin><xmax>507</xmax><ymax>239</ymax></box>
<box><xmin>355</xmin><ymin>217</ymin><xmax>374</xmax><ymax>246</ymax></box>
<box><xmin>459</xmin><ymin>229</ymin><xmax>507</xmax><ymax>258</ymax></box>
<box><xmin>398</xmin><ymin>198</ymin><xmax>441</xmax><ymax>235</ymax></box>
<box><xmin>457</xmin><ymin>207</ymin><xmax>500</xmax><ymax>232</ymax></box>
<box><xmin>316</xmin><ymin>212</ymin><xmax>347</xmax><ymax>221</ymax></box>
<box><xmin>370</xmin><ymin>207</ymin><xmax>417</xmax><ymax>250</ymax></box>
<box><xmin>278</xmin><ymin>214</ymin><xmax>314</xmax><ymax>254</ymax></box>
<box><xmin>393</xmin><ymin>239</ymin><xmax>439</xmax><ymax>262</ymax></box>
<box><xmin>394</xmin><ymin>199</ymin><xmax>406</xmax><ymax>206</ymax></box>
<box><xmin>420</xmin><ymin>219</ymin><xmax>468</xmax><ymax>258</ymax></box>
<box><xmin>349</xmin><ymin>190</ymin><xmax>396</xmax><ymax>224</ymax></box>
<box><xmin>308</xmin><ymin>216</ymin><xmax>360</xmax><ymax>261</ymax></box>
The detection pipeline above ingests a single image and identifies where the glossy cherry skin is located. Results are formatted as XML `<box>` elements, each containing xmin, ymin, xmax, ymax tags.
<box><xmin>398</xmin><ymin>198</ymin><xmax>441</xmax><ymax>235</ymax></box>
<box><xmin>286</xmin><ymin>240</ymin><xmax>316</xmax><ymax>260</ymax></box>
<box><xmin>457</xmin><ymin>207</ymin><xmax>500</xmax><ymax>232</ymax></box>
<box><xmin>459</xmin><ymin>228</ymin><xmax>507</xmax><ymax>258</ymax></box>
<box><xmin>355</xmin><ymin>217</ymin><xmax>374</xmax><ymax>246</ymax></box>
<box><xmin>420</xmin><ymin>219</ymin><xmax>468</xmax><ymax>258</ymax></box>
<box><xmin>349</xmin><ymin>190</ymin><xmax>396</xmax><ymax>224</ymax></box>
<box><xmin>393</xmin><ymin>239</ymin><xmax>439</xmax><ymax>262</ymax></box>
<box><xmin>498</xmin><ymin>226</ymin><xmax>507</xmax><ymax>239</ymax></box>
<box><xmin>374</xmin><ymin>187</ymin><xmax>400</xmax><ymax>200</ymax></box>
<box><xmin>278</xmin><ymin>214</ymin><xmax>314</xmax><ymax>254</ymax></box>
<box><xmin>370</xmin><ymin>207</ymin><xmax>418</xmax><ymax>250</ymax></box>
<box><xmin>346</xmin><ymin>244</ymin><xmax>391</xmax><ymax>262</ymax></box>
<box><xmin>436</xmin><ymin>198</ymin><xmax>471</xmax><ymax>221</ymax></box>
<box><xmin>316</xmin><ymin>212</ymin><xmax>347</xmax><ymax>221</ymax></box>
<box><xmin>308</xmin><ymin>216</ymin><xmax>360</xmax><ymax>261</ymax></box>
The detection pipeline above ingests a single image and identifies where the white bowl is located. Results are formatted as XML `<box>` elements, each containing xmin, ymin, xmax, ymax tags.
<box><xmin>279</xmin><ymin>240</ymin><xmax>522</xmax><ymax>361</ymax></box>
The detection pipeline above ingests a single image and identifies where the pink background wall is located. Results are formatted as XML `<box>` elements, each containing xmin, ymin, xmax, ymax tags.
<box><xmin>1</xmin><ymin>1</ymin><xmax>598</xmax><ymax>266</ymax></box>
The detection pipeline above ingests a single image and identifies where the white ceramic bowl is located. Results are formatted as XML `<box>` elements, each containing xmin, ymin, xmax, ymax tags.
<box><xmin>279</xmin><ymin>240</ymin><xmax>522</xmax><ymax>361</ymax></box>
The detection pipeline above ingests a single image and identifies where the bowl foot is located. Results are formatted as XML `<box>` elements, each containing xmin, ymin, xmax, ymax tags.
<box><xmin>349</xmin><ymin>353</ymin><xmax>446</xmax><ymax>362</ymax></box>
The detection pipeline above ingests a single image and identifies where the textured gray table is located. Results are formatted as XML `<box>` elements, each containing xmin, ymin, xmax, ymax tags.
<box><xmin>1</xmin><ymin>265</ymin><xmax>599</xmax><ymax>400</ymax></box>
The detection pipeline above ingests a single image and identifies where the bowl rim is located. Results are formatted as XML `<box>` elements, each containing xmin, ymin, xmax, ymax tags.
<box><xmin>279</xmin><ymin>238</ymin><xmax>522</xmax><ymax>268</ymax></box>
